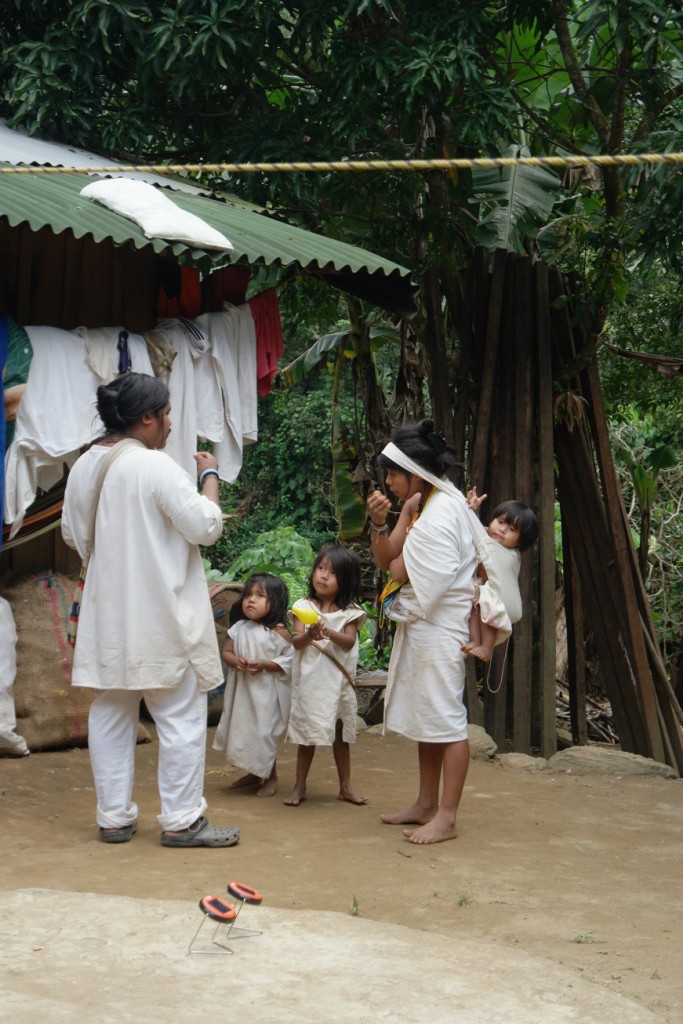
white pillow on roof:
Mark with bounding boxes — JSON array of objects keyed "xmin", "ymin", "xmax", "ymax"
[{"xmin": 81, "ymin": 177, "xmax": 233, "ymax": 251}]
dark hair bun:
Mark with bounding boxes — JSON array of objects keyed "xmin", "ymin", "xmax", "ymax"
[
  {"xmin": 96, "ymin": 384, "xmax": 127, "ymax": 429},
  {"xmin": 96, "ymin": 372, "xmax": 169, "ymax": 432}
]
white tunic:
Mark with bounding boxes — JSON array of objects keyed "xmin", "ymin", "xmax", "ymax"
[
  {"xmin": 287, "ymin": 605, "xmax": 365, "ymax": 746},
  {"xmin": 384, "ymin": 488, "xmax": 477, "ymax": 743},
  {"xmin": 213, "ymin": 619, "xmax": 293, "ymax": 778},
  {"xmin": 61, "ymin": 444, "xmax": 224, "ymax": 692}
]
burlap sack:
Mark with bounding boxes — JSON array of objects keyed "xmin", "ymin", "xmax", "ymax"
[
  {"xmin": 3, "ymin": 574, "xmax": 151, "ymax": 753},
  {"xmin": 207, "ymin": 581, "xmax": 244, "ymax": 725},
  {"xmin": 209, "ymin": 581, "xmax": 244, "ymax": 650}
]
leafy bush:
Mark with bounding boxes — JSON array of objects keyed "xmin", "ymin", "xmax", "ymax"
[{"xmin": 226, "ymin": 525, "xmax": 314, "ymax": 593}]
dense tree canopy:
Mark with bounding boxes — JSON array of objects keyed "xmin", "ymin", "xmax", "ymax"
[
  {"xmin": 2, "ymin": 1, "xmax": 681, "ymax": 409},
  {"xmin": 2, "ymin": 2, "xmax": 681, "ymax": 267}
]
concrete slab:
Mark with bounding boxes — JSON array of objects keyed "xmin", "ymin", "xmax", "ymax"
[{"xmin": 0, "ymin": 889, "xmax": 660, "ymax": 1023}]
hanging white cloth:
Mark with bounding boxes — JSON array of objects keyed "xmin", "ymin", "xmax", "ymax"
[
  {"xmin": 74, "ymin": 326, "xmax": 154, "ymax": 383},
  {"xmin": 153, "ymin": 319, "xmax": 211, "ymax": 481},
  {"xmin": 195, "ymin": 306, "xmax": 258, "ymax": 482},
  {"xmin": 3, "ymin": 326, "xmax": 154, "ymax": 535}
]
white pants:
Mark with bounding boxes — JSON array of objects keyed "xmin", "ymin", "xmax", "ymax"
[{"xmin": 88, "ymin": 666, "xmax": 208, "ymax": 831}]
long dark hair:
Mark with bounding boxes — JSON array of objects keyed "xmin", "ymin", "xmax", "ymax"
[
  {"xmin": 489, "ymin": 500, "xmax": 539, "ymax": 552},
  {"xmin": 378, "ymin": 418, "xmax": 459, "ymax": 479},
  {"xmin": 232, "ymin": 573, "xmax": 290, "ymax": 628},
  {"xmin": 96, "ymin": 372, "xmax": 169, "ymax": 435},
  {"xmin": 308, "ymin": 544, "xmax": 362, "ymax": 610}
]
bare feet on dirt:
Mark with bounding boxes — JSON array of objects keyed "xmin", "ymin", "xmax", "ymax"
[
  {"xmin": 256, "ymin": 776, "xmax": 278, "ymax": 797},
  {"xmin": 402, "ymin": 811, "xmax": 457, "ymax": 844},
  {"xmin": 379, "ymin": 803, "xmax": 435, "ymax": 826},
  {"xmin": 283, "ymin": 785, "xmax": 306, "ymax": 806},
  {"xmin": 230, "ymin": 772, "xmax": 261, "ymax": 789},
  {"xmin": 338, "ymin": 785, "xmax": 368, "ymax": 805}
]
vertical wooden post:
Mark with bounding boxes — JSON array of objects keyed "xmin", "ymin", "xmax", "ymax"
[
  {"xmin": 512, "ymin": 257, "xmax": 534, "ymax": 753},
  {"xmin": 534, "ymin": 262, "xmax": 557, "ymax": 758},
  {"xmin": 562, "ymin": 525, "xmax": 587, "ymax": 745}
]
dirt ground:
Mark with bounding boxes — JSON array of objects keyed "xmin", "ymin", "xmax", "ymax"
[{"xmin": 2, "ymin": 724, "xmax": 682, "ymax": 1023}]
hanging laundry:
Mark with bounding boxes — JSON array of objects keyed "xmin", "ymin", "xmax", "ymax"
[
  {"xmin": 153, "ymin": 318, "xmax": 213, "ymax": 481},
  {"xmin": 143, "ymin": 330, "xmax": 178, "ymax": 379},
  {"xmin": 206, "ymin": 265, "xmax": 252, "ymax": 309},
  {"xmin": 74, "ymin": 326, "xmax": 155, "ymax": 383},
  {"xmin": 248, "ymin": 289, "xmax": 284, "ymax": 397},
  {"xmin": 156, "ymin": 263, "xmax": 202, "ymax": 320},
  {"xmin": 2, "ymin": 318, "xmax": 33, "ymax": 448},
  {"xmin": 117, "ymin": 330, "xmax": 132, "ymax": 374},
  {"xmin": 195, "ymin": 305, "xmax": 258, "ymax": 481},
  {"xmin": 4, "ymin": 326, "xmax": 153, "ymax": 536}
]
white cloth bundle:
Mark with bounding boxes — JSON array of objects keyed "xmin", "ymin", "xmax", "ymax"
[{"xmin": 81, "ymin": 178, "xmax": 233, "ymax": 251}]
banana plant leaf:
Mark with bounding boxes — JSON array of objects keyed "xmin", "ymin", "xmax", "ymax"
[
  {"xmin": 331, "ymin": 404, "xmax": 367, "ymax": 541},
  {"xmin": 471, "ymin": 144, "xmax": 561, "ymax": 253},
  {"xmin": 280, "ymin": 324, "xmax": 399, "ymax": 387}
]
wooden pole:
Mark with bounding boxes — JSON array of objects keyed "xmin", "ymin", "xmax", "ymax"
[{"xmin": 534, "ymin": 262, "xmax": 558, "ymax": 757}]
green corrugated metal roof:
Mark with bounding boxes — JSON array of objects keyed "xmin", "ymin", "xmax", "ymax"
[{"xmin": 0, "ymin": 164, "xmax": 412, "ymax": 288}]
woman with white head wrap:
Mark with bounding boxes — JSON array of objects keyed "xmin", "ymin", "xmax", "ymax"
[{"xmin": 367, "ymin": 420, "xmax": 479, "ymax": 844}]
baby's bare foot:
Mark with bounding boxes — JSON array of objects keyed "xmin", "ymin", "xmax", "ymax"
[{"xmin": 462, "ymin": 642, "xmax": 493, "ymax": 663}]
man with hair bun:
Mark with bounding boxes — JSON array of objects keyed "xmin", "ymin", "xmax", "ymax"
[{"xmin": 62, "ymin": 372, "xmax": 240, "ymax": 848}]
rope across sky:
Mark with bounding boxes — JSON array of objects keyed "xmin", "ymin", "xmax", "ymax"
[{"xmin": 1, "ymin": 152, "xmax": 682, "ymax": 175}]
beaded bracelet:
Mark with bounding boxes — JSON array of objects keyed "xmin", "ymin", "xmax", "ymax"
[
  {"xmin": 199, "ymin": 468, "xmax": 220, "ymax": 486},
  {"xmin": 369, "ymin": 520, "xmax": 389, "ymax": 535}
]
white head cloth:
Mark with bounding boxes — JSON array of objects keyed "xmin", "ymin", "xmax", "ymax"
[{"xmin": 380, "ymin": 440, "xmax": 487, "ymax": 543}]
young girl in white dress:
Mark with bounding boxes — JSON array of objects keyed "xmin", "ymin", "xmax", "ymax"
[
  {"xmin": 284, "ymin": 544, "xmax": 367, "ymax": 807},
  {"xmin": 213, "ymin": 573, "xmax": 292, "ymax": 797}
]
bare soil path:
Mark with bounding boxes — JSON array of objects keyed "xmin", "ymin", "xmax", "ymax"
[{"xmin": 1, "ymin": 726, "xmax": 682, "ymax": 1022}]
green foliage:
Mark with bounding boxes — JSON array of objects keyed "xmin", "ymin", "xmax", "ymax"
[
  {"xmin": 610, "ymin": 407, "xmax": 683, "ymax": 663},
  {"xmin": 623, "ymin": 444, "xmax": 677, "ymax": 509},
  {"xmin": 227, "ymin": 525, "xmax": 315, "ymax": 581},
  {"xmin": 357, "ymin": 604, "xmax": 391, "ymax": 671},
  {"xmin": 471, "ymin": 145, "xmax": 561, "ymax": 254},
  {"xmin": 600, "ymin": 272, "xmax": 683, "ymax": 422},
  {"xmin": 221, "ymin": 526, "xmax": 315, "ymax": 608},
  {"xmin": 331, "ymin": 403, "xmax": 368, "ymax": 540},
  {"xmin": 211, "ymin": 382, "xmax": 339, "ymax": 572},
  {"xmin": 3, "ymin": 2, "xmax": 681, "ymax": 291},
  {"xmin": 280, "ymin": 323, "xmax": 399, "ymax": 388}
]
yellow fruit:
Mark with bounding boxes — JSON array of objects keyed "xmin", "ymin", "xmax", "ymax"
[{"xmin": 291, "ymin": 599, "xmax": 320, "ymax": 624}]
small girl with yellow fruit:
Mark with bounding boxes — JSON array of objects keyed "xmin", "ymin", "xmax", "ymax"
[{"xmin": 284, "ymin": 544, "xmax": 367, "ymax": 808}]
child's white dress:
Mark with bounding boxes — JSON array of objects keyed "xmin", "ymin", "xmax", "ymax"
[
  {"xmin": 213, "ymin": 619, "xmax": 293, "ymax": 779},
  {"xmin": 287, "ymin": 603, "xmax": 366, "ymax": 746},
  {"xmin": 473, "ymin": 535, "xmax": 522, "ymax": 645}
]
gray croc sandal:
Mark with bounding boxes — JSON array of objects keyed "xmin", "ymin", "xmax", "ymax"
[
  {"xmin": 100, "ymin": 822, "xmax": 138, "ymax": 844},
  {"xmin": 160, "ymin": 816, "xmax": 240, "ymax": 848}
]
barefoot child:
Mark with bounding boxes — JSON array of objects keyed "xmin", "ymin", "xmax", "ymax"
[
  {"xmin": 462, "ymin": 490, "xmax": 538, "ymax": 662},
  {"xmin": 213, "ymin": 573, "xmax": 292, "ymax": 797},
  {"xmin": 284, "ymin": 544, "xmax": 367, "ymax": 807}
]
